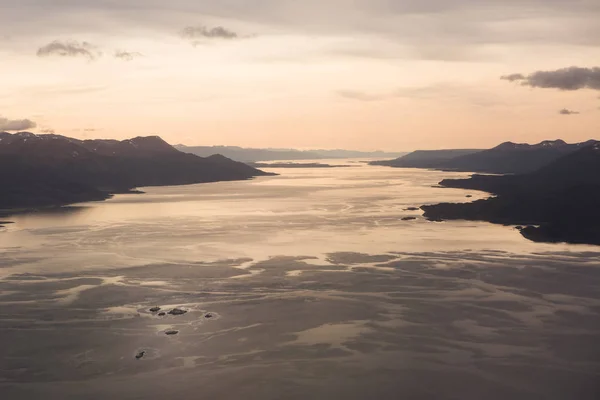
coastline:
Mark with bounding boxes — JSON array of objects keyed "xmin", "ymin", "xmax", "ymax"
[
  {"xmin": 421, "ymin": 177, "xmax": 600, "ymax": 246},
  {"xmin": 0, "ymin": 175, "xmax": 276, "ymax": 225}
]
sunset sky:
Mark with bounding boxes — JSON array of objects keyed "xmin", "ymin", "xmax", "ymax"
[{"xmin": 1, "ymin": 0, "xmax": 599, "ymax": 150}]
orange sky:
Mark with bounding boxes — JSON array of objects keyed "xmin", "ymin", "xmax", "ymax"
[{"xmin": 0, "ymin": 1, "xmax": 599, "ymax": 151}]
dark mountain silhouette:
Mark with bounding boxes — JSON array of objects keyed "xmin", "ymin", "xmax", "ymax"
[
  {"xmin": 422, "ymin": 141, "xmax": 600, "ymax": 245},
  {"xmin": 529, "ymin": 141, "xmax": 600, "ymax": 186},
  {"xmin": 176, "ymin": 145, "xmax": 406, "ymax": 162},
  {"xmin": 80, "ymin": 136, "xmax": 179, "ymax": 157},
  {"xmin": 370, "ymin": 149, "xmax": 482, "ymax": 168},
  {"xmin": 437, "ymin": 139, "xmax": 597, "ymax": 174},
  {"xmin": 0, "ymin": 132, "xmax": 269, "ymax": 210},
  {"xmin": 371, "ymin": 139, "xmax": 596, "ymax": 174}
]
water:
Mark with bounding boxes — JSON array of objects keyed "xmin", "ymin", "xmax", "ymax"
[{"xmin": 1, "ymin": 161, "xmax": 599, "ymax": 399}]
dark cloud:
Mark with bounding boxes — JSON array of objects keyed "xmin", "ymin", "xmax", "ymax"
[
  {"xmin": 0, "ymin": 117, "xmax": 37, "ymax": 131},
  {"xmin": 558, "ymin": 108, "xmax": 580, "ymax": 115},
  {"xmin": 114, "ymin": 50, "xmax": 143, "ymax": 61},
  {"xmin": 37, "ymin": 40, "xmax": 100, "ymax": 60},
  {"xmin": 500, "ymin": 73, "xmax": 526, "ymax": 82},
  {"xmin": 181, "ymin": 26, "xmax": 239, "ymax": 40},
  {"xmin": 1, "ymin": 1, "xmax": 599, "ymax": 62},
  {"xmin": 337, "ymin": 90, "xmax": 387, "ymax": 102},
  {"xmin": 502, "ymin": 67, "xmax": 600, "ymax": 91}
]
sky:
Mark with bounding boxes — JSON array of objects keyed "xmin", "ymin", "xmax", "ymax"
[{"xmin": 0, "ymin": 0, "xmax": 599, "ymax": 151}]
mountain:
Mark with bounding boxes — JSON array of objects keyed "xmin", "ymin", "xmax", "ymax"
[
  {"xmin": 371, "ymin": 139, "xmax": 596, "ymax": 174},
  {"xmin": 437, "ymin": 139, "xmax": 596, "ymax": 174},
  {"xmin": 175, "ymin": 145, "xmax": 406, "ymax": 162},
  {"xmin": 370, "ymin": 149, "xmax": 483, "ymax": 168},
  {"xmin": 529, "ymin": 141, "xmax": 600, "ymax": 187},
  {"xmin": 0, "ymin": 132, "xmax": 269, "ymax": 210},
  {"xmin": 421, "ymin": 141, "xmax": 600, "ymax": 245}
]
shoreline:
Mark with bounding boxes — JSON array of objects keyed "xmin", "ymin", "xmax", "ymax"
[
  {"xmin": 421, "ymin": 177, "xmax": 600, "ymax": 246},
  {"xmin": 0, "ymin": 175, "xmax": 277, "ymax": 224}
]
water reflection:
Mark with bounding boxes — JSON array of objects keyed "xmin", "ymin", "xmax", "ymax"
[
  {"xmin": 1, "ymin": 161, "xmax": 596, "ymax": 276},
  {"xmin": 1, "ymin": 161, "xmax": 600, "ymax": 400},
  {"xmin": 1, "ymin": 205, "xmax": 93, "ymax": 228}
]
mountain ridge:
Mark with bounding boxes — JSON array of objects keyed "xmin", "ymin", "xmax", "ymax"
[
  {"xmin": 370, "ymin": 149, "xmax": 482, "ymax": 168},
  {"xmin": 371, "ymin": 139, "xmax": 596, "ymax": 174},
  {"xmin": 421, "ymin": 140, "xmax": 600, "ymax": 245},
  {"xmin": 0, "ymin": 132, "xmax": 270, "ymax": 211}
]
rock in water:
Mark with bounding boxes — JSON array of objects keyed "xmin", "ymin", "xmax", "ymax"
[
  {"xmin": 404, "ymin": 207, "xmax": 419, "ymax": 211},
  {"xmin": 165, "ymin": 330, "xmax": 179, "ymax": 335},
  {"xmin": 402, "ymin": 217, "xmax": 417, "ymax": 221},
  {"xmin": 158, "ymin": 312, "xmax": 166, "ymax": 316},
  {"xmin": 168, "ymin": 308, "xmax": 187, "ymax": 316},
  {"xmin": 135, "ymin": 351, "xmax": 146, "ymax": 360},
  {"xmin": 149, "ymin": 306, "xmax": 161, "ymax": 312},
  {"xmin": 204, "ymin": 313, "xmax": 214, "ymax": 319}
]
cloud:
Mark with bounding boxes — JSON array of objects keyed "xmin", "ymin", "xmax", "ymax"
[
  {"xmin": 2, "ymin": 1, "xmax": 600, "ymax": 62},
  {"xmin": 37, "ymin": 40, "xmax": 100, "ymax": 60},
  {"xmin": 500, "ymin": 73, "xmax": 526, "ymax": 82},
  {"xmin": 558, "ymin": 108, "xmax": 580, "ymax": 115},
  {"xmin": 337, "ymin": 90, "xmax": 387, "ymax": 102},
  {"xmin": 0, "ymin": 117, "xmax": 37, "ymax": 131},
  {"xmin": 181, "ymin": 25, "xmax": 239, "ymax": 40},
  {"xmin": 114, "ymin": 50, "xmax": 143, "ymax": 61},
  {"xmin": 40, "ymin": 128, "xmax": 56, "ymax": 134},
  {"xmin": 502, "ymin": 67, "xmax": 600, "ymax": 91},
  {"xmin": 337, "ymin": 83, "xmax": 504, "ymax": 107}
]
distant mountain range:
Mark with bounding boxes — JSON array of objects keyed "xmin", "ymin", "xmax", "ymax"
[
  {"xmin": 421, "ymin": 140, "xmax": 600, "ymax": 245},
  {"xmin": 372, "ymin": 139, "xmax": 597, "ymax": 174},
  {"xmin": 175, "ymin": 145, "xmax": 406, "ymax": 162},
  {"xmin": 0, "ymin": 132, "xmax": 269, "ymax": 210},
  {"xmin": 249, "ymin": 162, "xmax": 350, "ymax": 169}
]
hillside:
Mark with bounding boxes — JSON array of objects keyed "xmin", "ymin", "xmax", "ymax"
[
  {"xmin": 370, "ymin": 149, "xmax": 482, "ymax": 168},
  {"xmin": 437, "ymin": 139, "xmax": 596, "ymax": 174},
  {"xmin": 422, "ymin": 141, "xmax": 600, "ymax": 245},
  {"xmin": 372, "ymin": 139, "xmax": 596, "ymax": 174},
  {"xmin": 0, "ymin": 132, "xmax": 269, "ymax": 210}
]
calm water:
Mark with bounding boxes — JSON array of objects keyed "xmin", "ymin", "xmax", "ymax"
[{"xmin": 1, "ymin": 161, "xmax": 600, "ymax": 399}]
